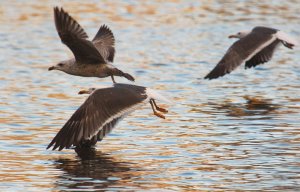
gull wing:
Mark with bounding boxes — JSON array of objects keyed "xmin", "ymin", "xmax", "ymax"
[
  {"xmin": 205, "ymin": 29, "xmax": 276, "ymax": 79},
  {"xmin": 92, "ymin": 25, "xmax": 115, "ymax": 62},
  {"xmin": 245, "ymin": 40, "xmax": 280, "ymax": 69},
  {"xmin": 47, "ymin": 85, "xmax": 147, "ymax": 150},
  {"xmin": 54, "ymin": 7, "xmax": 105, "ymax": 64}
]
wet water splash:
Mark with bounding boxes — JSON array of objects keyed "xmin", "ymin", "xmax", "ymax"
[{"xmin": 1, "ymin": 0, "xmax": 300, "ymax": 191}]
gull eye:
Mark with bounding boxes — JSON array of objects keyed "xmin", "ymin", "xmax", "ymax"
[{"xmin": 58, "ymin": 63, "xmax": 64, "ymax": 67}]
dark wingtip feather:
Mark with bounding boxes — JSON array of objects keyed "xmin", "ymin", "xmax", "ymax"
[
  {"xmin": 53, "ymin": 6, "xmax": 88, "ymax": 40},
  {"xmin": 46, "ymin": 126, "xmax": 68, "ymax": 151},
  {"xmin": 99, "ymin": 24, "xmax": 113, "ymax": 34},
  {"xmin": 204, "ymin": 62, "xmax": 232, "ymax": 80},
  {"xmin": 46, "ymin": 143, "xmax": 52, "ymax": 150},
  {"xmin": 204, "ymin": 72, "xmax": 221, "ymax": 80},
  {"xmin": 46, "ymin": 139, "xmax": 57, "ymax": 150},
  {"xmin": 94, "ymin": 24, "xmax": 115, "ymax": 43},
  {"xmin": 53, "ymin": 6, "xmax": 60, "ymax": 13},
  {"xmin": 204, "ymin": 74, "xmax": 212, "ymax": 80}
]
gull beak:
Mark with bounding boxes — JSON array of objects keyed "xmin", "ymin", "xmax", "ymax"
[
  {"xmin": 48, "ymin": 66, "xmax": 55, "ymax": 71},
  {"xmin": 228, "ymin": 34, "xmax": 237, "ymax": 38},
  {"xmin": 78, "ymin": 90, "xmax": 90, "ymax": 95}
]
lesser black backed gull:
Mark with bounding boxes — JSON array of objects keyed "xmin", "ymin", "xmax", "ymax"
[
  {"xmin": 205, "ymin": 26, "xmax": 298, "ymax": 80},
  {"xmin": 47, "ymin": 83, "xmax": 169, "ymax": 151}
]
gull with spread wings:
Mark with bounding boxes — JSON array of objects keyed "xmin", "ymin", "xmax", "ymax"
[
  {"xmin": 47, "ymin": 84, "xmax": 169, "ymax": 151},
  {"xmin": 48, "ymin": 7, "xmax": 134, "ymax": 83},
  {"xmin": 205, "ymin": 26, "xmax": 298, "ymax": 80}
]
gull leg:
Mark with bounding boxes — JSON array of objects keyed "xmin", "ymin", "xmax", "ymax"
[
  {"xmin": 111, "ymin": 75, "xmax": 116, "ymax": 84},
  {"xmin": 150, "ymin": 99, "xmax": 165, "ymax": 119},
  {"xmin": 151, "ymin": 99, "xmax": 168, "ymax": 113}
]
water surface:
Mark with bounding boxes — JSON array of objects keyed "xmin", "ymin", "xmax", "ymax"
[{"xmin": 1, "ymin": 0, "xmax": 300, "ymax": 191}]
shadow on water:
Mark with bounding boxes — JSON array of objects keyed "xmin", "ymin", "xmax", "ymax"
[
  {"xmin": 243, "ymin": 95, "xmax": 280, "ymax": 111},
  {"xmin": 52, "ymin": 148, "xmax": 145, "ymax": 191},
  {"xmin": 207, "ymin": 95, "xmax": 281, "ymax": 118},
  {"xmin": 216, "ymin": 95, "xmax": 280, "ymax": 119}
]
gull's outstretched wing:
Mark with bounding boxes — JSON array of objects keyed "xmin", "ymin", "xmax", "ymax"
[
  {"xmin": 245, "ymin": 39, "xmax": 280, "ymax": 69},
  {"xmin": 92, "ymin": 25, "xmax": 115, "ymax": 62},
  {"xmin": 47, "ymin": 84, "xmax": 148, "ymax": 150},
  {"xmin": 54, "ymin": 7, "xmax": 105, "ymax": 64},
  {"xmin": 205, "ymin": 27, "xmax": 277, "ymax": 79}
]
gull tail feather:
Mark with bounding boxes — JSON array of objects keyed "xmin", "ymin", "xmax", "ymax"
[
  {"xmin": 276, "ymin": 31, "xmax": 298, "ymax": 47},
  {"xmin": 123, "ymin": 72, "xmax": 135, "ymax": 82},
  {"xmin": 146, "ymin": 88, "xmax": 172, "ymax": 104}
]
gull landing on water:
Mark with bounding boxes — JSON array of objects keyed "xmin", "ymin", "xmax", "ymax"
[
  {"xmin": 205, "ymin": 26, "xmax": 298, "ymax": 80},
  {"xmin": 47, "ymin": 83, "xmax": 169, "ymax": 151},
  {"xmin": 48, "ymin": 7, "xmax": 134, "ymax": 83}
]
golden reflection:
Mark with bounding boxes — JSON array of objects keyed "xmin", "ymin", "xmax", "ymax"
[
  {"xmin": 47, "ymin": 93, "xmax": 71, "ymax": 99},
  {"xmin": 243, "ymin": 96, "xmax": 279, "ymax": 111},
  {"xmin": 206, "ymin": 95, "xmax": 280, "ymax": 117},
  {"xmin": 52, "ymin": 149, "xmax": 150, "ymax": 191},
  {"xmin": 1, "ymin": 0, "xmax": 300, "ymax": 191},
  {"xmin": 187, "ymin": 95, "xmax": 282, "ymax": 119}
]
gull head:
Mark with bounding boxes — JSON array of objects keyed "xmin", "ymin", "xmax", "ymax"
[
  {"xmin": 228, "ymin": 30, "xmax": 251, "ymax": 39},
  {"xmin": 48, "ymin": 59, "xmax": 74, "ymax": 72},
  {"xmin": 78, "ymin": 88, "xmax": 96, "ymax": 95}
]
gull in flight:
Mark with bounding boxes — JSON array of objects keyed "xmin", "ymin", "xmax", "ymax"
[
  {"xmin": 48, "ymin": 7, "xmax": 134, "ymax": 83},
  {"xmin": 205, "ymin": 26, "xmax": 298, "ymax": 80},
  {"xmin": 47, "ymin": 83, "xmax": 169, "ymax": 151}
]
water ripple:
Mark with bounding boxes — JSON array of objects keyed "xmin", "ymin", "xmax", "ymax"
[{"xmin": 1, "ymin": 0, "xmax": 300, "ymax": 191}]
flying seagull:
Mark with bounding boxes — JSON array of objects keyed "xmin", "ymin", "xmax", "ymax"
[
  {"xmin": 47, "ymin": 83, "xmax": 169, "ymax": 151},
  {"xmin": 48, "ymin": 7, "xmax": 134, "ymax": 83},
  {"xmin": 205, "ymin": 26, "xmax": 298, "ymax": 80}
]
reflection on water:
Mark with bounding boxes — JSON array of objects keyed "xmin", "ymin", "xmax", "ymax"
[
  {"xmin": 54, "ymin": 149, "xmax": 140, "ymax": 191},
  {"xmin": 207, "ymin": 95, "xmax": 280, "ymax": 118},
  {"xmin": 1, "ymin": 0, "xmax": 300, "ymax": 191}
]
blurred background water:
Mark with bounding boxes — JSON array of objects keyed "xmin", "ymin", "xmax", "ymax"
[{"xmin": 0, "ymin": 0, "xmax": 300, "ymax": 191}]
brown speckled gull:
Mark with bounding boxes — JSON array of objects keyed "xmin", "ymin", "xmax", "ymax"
[{"xmin": 48, "ymin": 7, "xmax": 134, "ymax": 83}]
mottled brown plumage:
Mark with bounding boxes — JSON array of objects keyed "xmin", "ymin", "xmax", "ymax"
[{"xmin": 49, "ymin": 7, "xmax": 134, "ymax": 83}]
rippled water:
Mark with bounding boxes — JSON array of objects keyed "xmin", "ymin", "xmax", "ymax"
[{"xmin": 1, "ymin": 0, "xmax": 300, "ymax": 191}]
